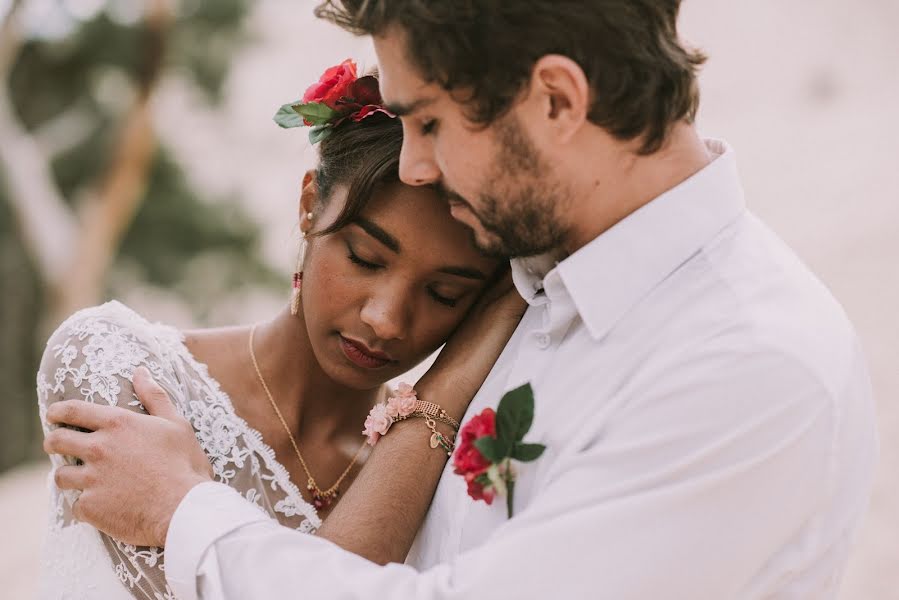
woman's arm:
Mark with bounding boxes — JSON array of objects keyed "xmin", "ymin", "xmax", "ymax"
[{"xmin": 316, "ymin": 271, "xmax": 527, "ymax": 563}]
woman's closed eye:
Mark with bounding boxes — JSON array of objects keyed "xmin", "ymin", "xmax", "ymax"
[
  {"xmin": 427, "ymin": 287, "xmax": 460, "ymax": 308},
  {"xmin": 347, "ymin": 245, "xmax": 383, "ymax": 271},
  {"xmin": 347, "ymin": 241, "xmax": 470, "ymax": 308}
]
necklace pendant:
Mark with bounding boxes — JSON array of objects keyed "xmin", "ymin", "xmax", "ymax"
[
  {"xmin": 312, "ymin": 489, "xmax": 337, "ymax": 510},
  {"xmin": 429, "ymin": 432, "xmax": 440, "ymax": 449}
]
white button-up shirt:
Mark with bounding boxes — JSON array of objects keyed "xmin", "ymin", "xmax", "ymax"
[{"xmin": 165, "ymin": 140, "xmax": 877, "ymax": 599}]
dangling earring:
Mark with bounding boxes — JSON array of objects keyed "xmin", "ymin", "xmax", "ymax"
[{"xmin": 291, "ymin": 212, "xmax": 314, "ymax": 316}]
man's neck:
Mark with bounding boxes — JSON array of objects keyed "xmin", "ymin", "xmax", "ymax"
[{"xmin": 563, "ymin": 123, "xmax": 712, "ymax": 254}]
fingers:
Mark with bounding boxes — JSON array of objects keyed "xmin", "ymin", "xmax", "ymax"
[
  {"xmin": 44, "ymin": 427, "xmax": 95, "ymax": 461},
  {"xmin": 53, "ymin": 464, "xmax": 91, "ymax": 491},
  {"xmin": 46, "ymin": 400, "xmax": 119, "ymax": 431},
  {"xmin": 133, "ymin": 367, "xmax": 179, "ymax": 421}
]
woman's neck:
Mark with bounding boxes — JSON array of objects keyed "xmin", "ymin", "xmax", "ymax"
[{"xmin": 250, "ymin": 306, "xmax": 380, "ymax": 441}]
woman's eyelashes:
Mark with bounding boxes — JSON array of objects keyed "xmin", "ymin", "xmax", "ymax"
[
  {"xmin": 427, "ymin": 288, "xmax": 459, "ymax": 308},
  {"xmin": 346, "ymin": 245, "xmax": 382, "ymax": 271},
  {"xmin": 346, "ymin": 243, "xmax": 463, "ymax": 308}
]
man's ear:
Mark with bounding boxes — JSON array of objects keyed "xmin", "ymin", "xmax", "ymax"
[
  {"xmin": 299, "ymin": 170, "xmax": 317, "ymax": 234},
  {"xmin": 527, "ymin": 54, "xmax": 590, "ymax": 144}
]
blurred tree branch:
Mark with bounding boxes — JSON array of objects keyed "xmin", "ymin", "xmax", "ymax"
[
  {"xmin": 32, "ymin": 105, "xmax": 95, "ymax": 160},
  {"xmin": 0, "ymin": 0, "xmax": 172, "ymax": 322},
  {"xmin": 0, "ymin": 0, "xmax": 271, "ymax": 473},
  {"xmin": 0, "ymin": 0, "xmax": 77, "ymax": 286}
]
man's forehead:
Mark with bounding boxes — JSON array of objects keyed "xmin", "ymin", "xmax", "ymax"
[{"xmin": 373, "ymin": 30, "xmax": 434, "ymax": 107}]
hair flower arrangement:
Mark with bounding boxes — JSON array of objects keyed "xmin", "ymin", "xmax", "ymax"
[{"xmin": 274, "ymin": 58, "xmax": 395, "ymax": 144}]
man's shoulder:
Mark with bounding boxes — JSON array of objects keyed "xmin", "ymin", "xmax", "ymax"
[
  {"xmin": 566, "ymin": 212, "xmax": 865, "ymax": 407},
  {"xmin": 697, "ymin": 213, "xmax": 858, "ymax": 383}
]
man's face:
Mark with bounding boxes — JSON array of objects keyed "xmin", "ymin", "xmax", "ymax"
[{"xmin": 374, "ymin": 28, "xmax": 570, "ymax": 258}]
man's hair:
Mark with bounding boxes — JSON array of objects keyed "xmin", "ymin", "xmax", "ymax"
[{"xmin": 315, "ymin": 1, "xmax": 706, "ymax": 154}]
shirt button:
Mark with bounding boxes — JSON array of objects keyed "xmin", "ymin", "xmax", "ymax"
[{"xmin": 535, "ymin": 333, "xmax": 551, "ymax": 349}]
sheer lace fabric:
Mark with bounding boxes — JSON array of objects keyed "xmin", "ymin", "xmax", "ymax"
[{"xmin": 36, "ymin": 301, "xmax": 320, "ymax": 599}]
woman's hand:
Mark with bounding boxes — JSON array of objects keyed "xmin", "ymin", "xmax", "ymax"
[{"xmin": 417, "ymin": 267, "xmax": 527, "ymax": 420}]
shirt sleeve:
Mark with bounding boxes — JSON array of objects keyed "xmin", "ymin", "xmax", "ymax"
[{"xmin": 165, "ymin": 348, "xmax": 836, "ymax": 600}]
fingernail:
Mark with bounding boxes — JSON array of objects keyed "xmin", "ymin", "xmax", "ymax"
[{"xmin": 134, "ymin": 366, "xmax": 148, "ymax": 380}]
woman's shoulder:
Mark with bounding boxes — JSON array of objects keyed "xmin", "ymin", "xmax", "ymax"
[
  {"xmin": 38, "ymin": 301, "xmax": 187, "ymax": 408},
  {"xmin": 45, "ymin": 301, "xmax": 186, "ymax": 364},
  {"xmin": 53, "ymin": 300, "xmax": 181, "ymax": 343}
]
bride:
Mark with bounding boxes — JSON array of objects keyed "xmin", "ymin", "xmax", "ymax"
[{"xmin": 35, "ymin": 61, "xmax": 521, "ymax": 600}]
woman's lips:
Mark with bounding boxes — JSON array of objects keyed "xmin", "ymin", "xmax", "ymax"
[{"xmin": 339, "ymin": 335, "xmax": 392, "ymax": 369}]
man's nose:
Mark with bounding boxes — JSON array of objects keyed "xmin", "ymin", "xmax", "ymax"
[{"xmin": 398, "ymin": 134, "xmax": 440, "ymax": 186}]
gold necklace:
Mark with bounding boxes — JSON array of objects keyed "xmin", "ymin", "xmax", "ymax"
[{"xmin": 248, "ymin": 325, "xmax": 367, "ymax": 511}]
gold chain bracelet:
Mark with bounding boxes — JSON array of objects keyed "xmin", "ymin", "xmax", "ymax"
[{"xmin": 362, "ymin": 383, "xmax": 459, "ymax": 457}]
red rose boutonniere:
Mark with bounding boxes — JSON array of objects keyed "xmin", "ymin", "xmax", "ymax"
[
  {"xmin": 273, "ymin": 58, "xmax": 395, "ymax": 144},
  {"xmin": 453, "ymin": 383, "xmax": 545, "ymax": 518}
]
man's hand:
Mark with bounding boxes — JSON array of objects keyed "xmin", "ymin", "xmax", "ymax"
[{"xmin": 43, "ymin": 367, "xmax": 213, "ymax": 547}]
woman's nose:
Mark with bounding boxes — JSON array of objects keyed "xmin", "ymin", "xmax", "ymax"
[
  {"xmin": 398, "ymin": 133, "xmax": 440, "ymax": 186},
  {"xmin": 359, "ymin": 289, "xmax": 412, "ymax": 342}
]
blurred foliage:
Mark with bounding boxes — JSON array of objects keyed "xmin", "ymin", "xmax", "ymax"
[{"xmin": 0, "ymin": 0, "xmax": 282, "ymax": 472}]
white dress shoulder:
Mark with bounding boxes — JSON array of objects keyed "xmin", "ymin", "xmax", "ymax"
[{"xmin": 36, "ymin": 301, "xmax": 320, "ymax": 600}]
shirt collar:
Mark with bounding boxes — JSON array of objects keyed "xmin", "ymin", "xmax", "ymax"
[{"xmin": 511, "ymin": 138, "xmax": 746, "ymax": 337}]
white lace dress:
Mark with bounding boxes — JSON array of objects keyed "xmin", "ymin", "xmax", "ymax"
[{"xmin": 36, "ymin": 301, "xmax": 321, "ymax": 600}]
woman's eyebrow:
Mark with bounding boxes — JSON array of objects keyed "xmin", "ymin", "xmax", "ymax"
[{"xmin": 353, "ymin": 218, "xmax": 400, "ymax": 253}]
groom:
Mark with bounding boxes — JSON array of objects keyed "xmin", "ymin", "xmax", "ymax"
[{"xmin": 43, "ymin": 1, "xmax": 877, "ymax": 598}]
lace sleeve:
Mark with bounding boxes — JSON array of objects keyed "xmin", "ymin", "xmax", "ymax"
[{"xmin": 37, "ymin": 302, "xmax": 183, "ymax": 600}]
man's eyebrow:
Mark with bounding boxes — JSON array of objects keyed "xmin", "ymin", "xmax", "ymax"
[
  {"xmin": 384, "ymin": 97, "xmax": 436, "ymax": 117},
  {"xmin": 353, "ymin": 218, "xmax": 400, "ymax": 253},
  {"xmin": 437, "ymin": 266, "xmax": 487, "ymax": 281}
]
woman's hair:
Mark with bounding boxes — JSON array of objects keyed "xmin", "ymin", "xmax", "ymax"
[{"xmin": 312, "ymin": 106, "xmax": 403, "ymax": 236}]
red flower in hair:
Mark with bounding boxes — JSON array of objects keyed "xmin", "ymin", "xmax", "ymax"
[
  {"xmin": 274, "ymin": 59, "xmax": 395, "ymax": 143},
  {"xmin": 302, "ymin": 59, "xmax": 358, "ymax": 113}
]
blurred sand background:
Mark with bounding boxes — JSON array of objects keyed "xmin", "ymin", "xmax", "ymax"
[{"xmin": 1, "ymin": 0, "xmax": 896, "ymax": 598}]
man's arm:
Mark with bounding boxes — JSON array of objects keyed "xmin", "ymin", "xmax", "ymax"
[{"xmin": 166, "ymin": 351, "xmax": 844, "ymax": 600}]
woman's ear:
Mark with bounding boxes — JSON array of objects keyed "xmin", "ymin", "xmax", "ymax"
[{"xmin": 299, "ymin": 170, "xmax": 317, "ymax": 234}]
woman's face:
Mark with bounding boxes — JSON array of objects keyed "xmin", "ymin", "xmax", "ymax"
[{"xmin": 300, "ymin": 181, "xmax": 503, "ymax": 390}]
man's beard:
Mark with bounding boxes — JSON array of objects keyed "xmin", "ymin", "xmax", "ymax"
[{"xmin": 440, "ymin": 118, "xmax": 569, "ymax": 258}]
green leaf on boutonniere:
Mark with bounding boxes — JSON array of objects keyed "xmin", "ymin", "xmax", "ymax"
[
  {"xmin": 474, "ymin": 436, "xmax": 504, "ymax": 463},
  {"xmin": 512, "ymin": 442, "xmax": 546, "ymax": 462},
  {"xmin": 292, "ymin": 101, "xmax": 339, "ymax": 125},
  {"xmin": 496, "ymin": 383, "xmax": 536, "ymax": 451},
  {"xmin": 308, "ymin": 125, "xmax": 333, "ymax": 144},
  {"xmin": 273, "ymin": 102, "xmax": 305, "ymax": 128}
]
